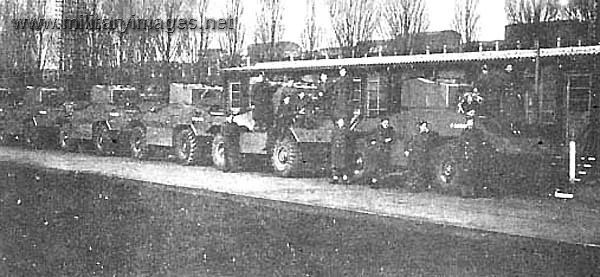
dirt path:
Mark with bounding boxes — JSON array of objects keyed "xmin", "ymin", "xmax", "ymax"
[{"xmin": 1, "ymin": 146, "xmax": 599, "ymax": 246}]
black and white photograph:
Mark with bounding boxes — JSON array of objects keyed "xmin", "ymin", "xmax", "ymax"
[{"xmin": 0, "ymin": 0, "xmax": 599, "ymax": 275}]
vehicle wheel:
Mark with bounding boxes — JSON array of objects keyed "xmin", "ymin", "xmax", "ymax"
[
  {"xmin": 271, "ymin": 138, "xmax": 303, "ymax": 177},
  {"xmin": 129, "ymin": 126, "xmax": 148, "ymax": 160},
  {"xmin": 174, "ymin": 128, "xmax": 199, "ymax": 165},
  {"xmin": 93, "ymin": 123, "xmax": 112, "ymax": 156},
  {"xmin": 57, "ymin": 129, "xmax": 75, "ymax": 152},
  {"xmin": 23, "ymin": 120, "xmax": 40, "ymax": 149},
  {"xmin": 211, "ymin": 134, "xmax": 226, "ymax": 170}
]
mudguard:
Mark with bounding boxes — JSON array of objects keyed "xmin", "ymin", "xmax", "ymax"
[{"xmin": 289, "ymin": 128, "xmax": 332, "ymax": 143}]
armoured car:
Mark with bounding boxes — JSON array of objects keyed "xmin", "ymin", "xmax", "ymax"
[
  {"xmin": 15, "ymin": 86, "xmax": 68, "ymax": 148},
  {"xmin": 59, "ymin": 85, "xmax": 143, "ymax": 154},
  {"xmin": 127, "ymin": 83, "xmax": 226, "ymax": 164}
]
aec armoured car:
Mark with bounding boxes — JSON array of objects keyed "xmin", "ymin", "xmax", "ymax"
[
  {"xmin": 59, "ymin": 85, "xmax": 142, "ymax": 155},
  {"xmin": 127, "ymin": 83, "xmax": 226, "ymax": 164}
]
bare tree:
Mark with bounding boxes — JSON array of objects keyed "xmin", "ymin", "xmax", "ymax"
[
  {"xmin": 155, "ymin": 0, "xmax": 185, "ymax": 62},
  {"xmin": 562, "ymin": 0, "xmax": 595, "ymax": 21},
  {"xmin": 328, "ymin": 0, "xmax": 380, "ymax": 49},
  {"xmin": 180, "ymin": 0, "xmax": 211, "ymax": 63},
  {"xmin": 11, "ymin": 0, "xmax": 55, "ymax": 83},
  {"xmin": 301, "ymin": 0, "xmax": 320, "ymax": 51},
  {"xmin": 452, "ymin": 0, "xmax": 481, "ymax": 43},
  {"xmin": 380, "ymin": 0, "xmax": 428, "ymax": 53},
  {"xmin": 219, "ymin": 0, "xmax": 245, "ymax": 64},
  {"xmin": 254, "ymin": 0, "xmax": 285, "ymax": 47},
  {"xmin": 505, "ymin": 0, "xmax": 560, "ymax": 24}
]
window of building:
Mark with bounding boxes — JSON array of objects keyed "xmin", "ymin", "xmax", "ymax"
[
  {"xmin": 230, "ymin": 82, "xmax": 241, "ymax": 109},
  {"xmin": 351, "ymin": 78, "xmax": 362, "ymax": 107},
  {"xmin": 567, "ymin": 74, "xmax": 592, "ymax": 113},
  {"xmin": 366, "ymin": 77, "xmax": 386, "ymax": 117}
]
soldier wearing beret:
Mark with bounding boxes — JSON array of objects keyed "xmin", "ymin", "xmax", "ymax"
[
  {"xmin": 404, "ymin": 121, "xmax": 439, "ymax": 189},
  {"xmin": 332, "ymin": 67, "xmax": 354, "ymax": 122}
]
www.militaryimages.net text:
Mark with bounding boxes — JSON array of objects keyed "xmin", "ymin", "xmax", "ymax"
[{"xmin": 12, "ymin": 15, "xmax": 236, "ymax": 33}]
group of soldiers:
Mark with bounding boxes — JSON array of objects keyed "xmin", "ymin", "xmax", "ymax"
[
  {"xmin": 217, "ymin": 66, "xmax": 452, "ymax": 190},
  {"xmin": 474, "ymin": 63, "xmax": 525, "ymax": 135}
]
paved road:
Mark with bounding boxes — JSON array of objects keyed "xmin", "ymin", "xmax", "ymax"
[
  {"xmin": 1, "ymin": 161, "xmax": 599, "ymax": 276},
  {"xmin": 1, "ymin": 146, "xmax": 600, "ymax": 247}
]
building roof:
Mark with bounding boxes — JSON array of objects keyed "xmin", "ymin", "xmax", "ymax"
[{"xmin": 223, "ymin": 45, "xmax": 600, "ymax": 73}]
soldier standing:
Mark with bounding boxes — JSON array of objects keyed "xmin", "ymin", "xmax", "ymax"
[
  {"xmin": 359, "ymin": 118, "xmax": 395, "ymax": 186},
  {"xmin": 404, "ymin": 121, "xmax": 439, "ymax": 190},
  {"xmin": 317, "ymin": 73, "xmax": 333, "ymax": 112},
  {"xmin": 330, "ymin": 117, "xmax": 351, "ymax": 184},
  {"xmin": 295, "ymin": 90, "xmax": 316, "ymax": 128},
  {"xmin": 332, "ymin": 67, "xmax": 353, "ymax": 121},
  {"xmin": 376, "ymin": 117, "xmax": 394, "ymax": 171},
  {"xmin": 500, "ymin": 64, "xmax": 524, "ymax": 135},
  {"xmin": 458, "ymin": 89, "xmax": 483, "ymax": 127},
  {"xmin": 252, "ymin": 72, "xmax": 272, "ymax": 131},
  {"xmin": 273, "ymin": 79, "xmax": 294, "ymax": 117},
  {"xmin": 265, "ymin": 92, "xmax": 296, "ymax": 152},
  {"xmin": 222, "ymin": 112, "xmax": 242, "ymax": 173},
  {"xmin": 276, "ymin": 93, "xmax": 296, "ymax": 129}
]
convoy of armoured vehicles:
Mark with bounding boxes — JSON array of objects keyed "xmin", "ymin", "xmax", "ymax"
[{"xmin": 2, "ymin": 46, "xmax": 599, "ymax": 198}]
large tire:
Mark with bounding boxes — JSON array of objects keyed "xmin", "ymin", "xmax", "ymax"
[
  {"xmin": 23, "ymin": 120, "xmax": 41, "ymax": 149},
  {"xmin": 174, "ymin": 128, "xmax": 199, "ymax": 165},
  {"xmin": 271, "ymin": 138, "xmax": 303, "ymax": 177},
  {"xmin": 211, "ymin": 134, "xmax": 226, "ymax": 170},
  {"xmin": 129, "ymin": 126, "xmax": 149, "ymax": 160},
  {"xmin": 93, "ymin": 123, "xmax": 112, "ymax": 156}
]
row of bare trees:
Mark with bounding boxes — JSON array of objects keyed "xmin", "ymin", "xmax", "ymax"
[
  {"xmin": 506, "ymin": 0, "xmax": 597, "ymax": 24},
  {"xmin": 2, "ymin": 0, "xmax": 600, "ymax": 85},
  {"xmin": 0, "ymin": 0, "xmax": 247, "ymax": 81}
]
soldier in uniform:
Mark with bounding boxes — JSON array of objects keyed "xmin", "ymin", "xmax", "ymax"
[
  {"xmin": 295, "ymin": 90, "xmax": 317, "ymax": 128},
  {"xmin": 222, "ymin": 112, "xmax": 243, "ymax": 173},
  {"xmin": 330, "ymin": 117, "xmax": 352, "ymax": 184},
  {"xmin": 458, "ymin": 89, "xmax": 483, "ymax": 127},
  {"xmin": 276, "ymin": 93, "xmax": 297, "ymax": 129},
  {"xmin": 332, "ymin": 67, "xmax": 353, "ymax": 121},
  {"xmin": 317, "ymin": 73, "xmax": 333, "ymax": 112},
  {"xmin": 265, "ymin": 92, "xmax": 297, "ymax": 152},
  {"xmin": 376, "ymin": 117, "xmax": 395, "ymax": 168},
  {"xmin": 356, "ymin": 117, "xmax": 395, "ymax": 186},
  {"xmin": 404, "ymin": 121, "xmax": 439, "ymax": 190},
  {"xmin": 272, "ymin": 79, "xmax": 295, "ymax": 117},
  {"xmin": 251, "ymin": 72, "xmax": 272, "ymax": 131},
  {"xmin": 501, "ymin": 64, "xmax": 524, "ymax": 135}
]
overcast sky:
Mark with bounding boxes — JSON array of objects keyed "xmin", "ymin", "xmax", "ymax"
[{"xmin": 209, "ymin": 0, "xmax": 507, "ymax": 49}]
